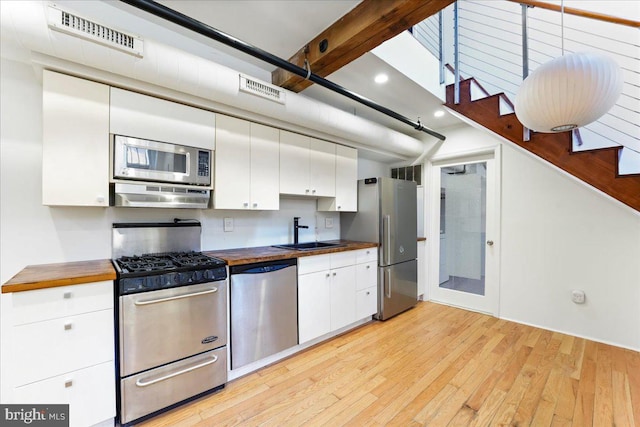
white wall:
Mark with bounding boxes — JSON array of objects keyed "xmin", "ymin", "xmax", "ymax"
[
  {"xmin": 0, "ymin": 57, "xmax": 339, "ymax": 284},
  {"xmin": 428, "ymin": 125, "xmax": 640, "ymax": 350},
  {"xmin": 358, "ymin": 157, "xmax": 389, "ymax": 180}
]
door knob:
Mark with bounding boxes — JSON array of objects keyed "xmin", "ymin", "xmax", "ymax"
[{"xmin": 486, "ymin": 240, "xmax": 494, "ymax": 246}]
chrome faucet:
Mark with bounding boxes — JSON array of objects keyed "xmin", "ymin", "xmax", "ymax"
[{"xmin": 293, "ymin": 217, "xmax": 309, "ymax": 244}]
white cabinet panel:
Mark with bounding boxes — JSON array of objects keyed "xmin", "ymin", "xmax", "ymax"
[
  {"xmin": 110, "ymin": 87, "xmax": 216, "ymax": 150},
  {"xmin": 214, "ymin": 115, "xmax": 251, "ymax": 209},
  {"xmin": 214, "ymin": 116, "xmax": 279, "ymax": 210},
  {"xmin": 329, "ymin": 265, "xmax": 357, "ymax": 331},
  {"xmin": 331, "ymin": 250, "xmax": 357, "ymax": 269},
  {"xmin": 356, "ymin": 261, "xmax": 377, "ymax": 291},
  {"xmin": 318, "ymin": 144, "xmax": 357, "ymax": 212},
  {"xmin": 309, "ymin": 138, "xmax": 336, "ymax": 197},
  {"xmin": 12, "ymin": 281, "xmax": 113, "ymax": 326},
  {"xmin": 298, "ymin": 270, "xmax": 331, "ymax": 344},
  {"xmin": 298, "ymin": 254, "xmax": 332, "ymax": 275},
  {"xmin": 249, "ymin": 123, "xmax": 280, "ymax": 210},
  {"xmin": 356, "ymin": 287, "xmax": 377, "ymax": 320},
  {"xmin": 13, "ymin": 362, "xmax": 115, "ymax": 427},
  {"xmin": 280, "ymin": 131, "xmax": 310, "ymax": 195},
  {"xmin": 12, "ymin": 309, "xmax": 114, "ymax": 386},
  {"xmin": 280, "ymin": 131, "xmax": 336, "ymax": 197},
  {"xmin": 42, "ymin": 70, "xmax": 110, "ymax": 207},
  {"xmin": 355, "ymin": 248, "xmax": 377, "ymax": 264}
]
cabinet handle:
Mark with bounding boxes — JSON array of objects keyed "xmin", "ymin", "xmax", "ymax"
[
  {"xmin": 65, "ymin": 380, "xmax": 73, "ymax": 388},
  {"xmin": 337, "ymin": 206, "xmax": 341, "ymax": 210},
  {"xmin": 332, "ymin": 272, "xmax": 337, "ymax": 276},
  {"xmin": 253, "ymin": 203, "xmax": 258, "ymax": 208},
  {"xmin": 63, "ymin": 292, "xmax": 72, "ymax": 299},
  {"xmin": 366, "ymin": 291, "xmax": 370, "ymax": 295},
  {"xmin": 305, "ymin": 189, "xmax": 310, "ymax": 194},
  {"xmin": 312, "ymin": 189, "xmax": 316, "ymax": 194},
  {"xmin": 326, "ymin": 273, "xmax": 330, "ymax": 278},
  {"xmin": 64, "ymin": 323, "xmax": 72, "ymax": 331},
  {"xmin": 366, "ymin": 265, "xmax": 370, "ymax": 269},
  {"xmin": 243, "ymin": 202, "xmax": 249, "ymax": 207},
  {"xmin": 96, "ymin": 195, "xmax": 105, "ymax": 204},
  {"xmin": 136, "ymin": 355, "xmax": 218, "ymax": 387}
]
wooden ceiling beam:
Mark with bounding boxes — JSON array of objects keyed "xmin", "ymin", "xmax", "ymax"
[{"xmin": 272, "ymin": 0, "xmax": 454, "ymax": 92}]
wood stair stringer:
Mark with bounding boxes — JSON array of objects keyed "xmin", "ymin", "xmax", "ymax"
[{"xmin": 445, "ymin": 81, "xmax": 640, "ymax": 211}]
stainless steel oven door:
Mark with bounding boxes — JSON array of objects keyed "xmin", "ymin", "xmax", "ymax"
[
  {"xmin": 119, "ymin": 281, "xmax": 227, "ymax": 377},
  {"xmin": 120, "ymin": 347, "xmax": 226, "ymax": 424},
  {"xmin": 112, "ymin": 135, "xmax": 211, "ymax": 186}
]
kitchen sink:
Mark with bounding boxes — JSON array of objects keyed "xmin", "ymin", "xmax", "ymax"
[{"xmin": 273, "ymin": 241, "xmax": 344, "ymax": 251}]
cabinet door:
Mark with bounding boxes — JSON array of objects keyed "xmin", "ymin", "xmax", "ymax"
[
  {"xmin": 42, "ymin": 71, "xmax": 110, "ymax": 206},
  {"xmin": 279, "ymin": 130, "xmax": 310, "ymax": 195},
  {"xmin": 335, "ymin": 145, "xmax": 357, "ymax": 211},
  {"xmin": 110, "ymin": 87, "xmax": 216, "ymax": 150},
  {"xmin": 214, "ymin": 115, "xmax": 251, "ymax": 209},
  {"xmin": 309, "ymin": 138, "xmax": 336, "ymax": 197},
  {"xmin": 250, "ymin": 123, "xmax": 280, "ymax": 210},
  {"xmin": 329, "ymin": 265, "xmax": 357, "ymax": 331},
  {"xmin": 13, "ymin": 362, "xmax": 115, "ymax": 427},
  {"xmin": 356, "ymin": 286, "xmax": 377, "ymax": 320},
  {"xmin": 12, "ymin": 309, "xmax": 114, "ymax": 387},
  {"xmin": 298, "ymin": 271, "xmax": 331, "ymax": 344}
]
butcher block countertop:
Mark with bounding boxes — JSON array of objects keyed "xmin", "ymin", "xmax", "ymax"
[
  {"xmin": 2, "ymin": 259, "xmax": 117, "ymax": 294},
  {"xmin": 204, "ymin": 240, "xmax": 378, "ymax": 266}
]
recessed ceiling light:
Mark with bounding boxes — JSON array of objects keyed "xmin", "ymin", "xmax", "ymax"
[
  {"xmin": 374, "ymin": 74, "xmax": 388, "ymax": 84},
  {"xmin": 434, "ymin": 110, "xmax": 445, "ymax": 118}
]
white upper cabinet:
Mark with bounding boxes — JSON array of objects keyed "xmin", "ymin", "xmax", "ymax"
[
  {"xmin": 280, "ymin": 130, "xmax": 335, "ymax": 197},
  {"xmin": 110, "ymin": 87, "xmax": 216, "ymax": 150},
  {"xmin": 42, "ymin": 70, "xmax": 110, "ymax": 207},
  {"xmin": 318, "ymin": 144, "xmax": 358, "ymax": 212},
  {"xmin": 214, "ymin": 115, "xmax": 279, "ymax": 210}
]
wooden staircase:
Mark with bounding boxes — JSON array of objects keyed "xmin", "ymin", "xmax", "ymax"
[{"xmin": 445, "ymin": 78, "xmax": 640, "ymax": 212}]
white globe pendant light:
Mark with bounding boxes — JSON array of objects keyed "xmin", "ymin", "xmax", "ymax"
[{"xmin": 515, "ymin": 51, "xmax": 624, "ymax": 133}]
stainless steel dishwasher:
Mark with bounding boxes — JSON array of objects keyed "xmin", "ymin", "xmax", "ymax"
[{"xmin": 230, "ymin": 258, "xmax": 298, "ymax": 369}]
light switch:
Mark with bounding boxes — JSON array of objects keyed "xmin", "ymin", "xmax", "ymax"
[
  {"xmin": 224, "ymin": 217, "xmax": 233, "ymax": 232},
  {"xmin": 325, "ymin": 218, "xmax": 334, "ymax": 228}
]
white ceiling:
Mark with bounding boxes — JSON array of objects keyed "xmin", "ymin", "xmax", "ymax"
[{"xmin": 132, "ymin": 0, "xmax": 462, "ymax": 139}]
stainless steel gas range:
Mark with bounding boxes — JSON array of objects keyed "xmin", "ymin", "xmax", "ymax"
[{"xmin": 112, "ymin": 221, "xmax": 227, "ymax": 425}]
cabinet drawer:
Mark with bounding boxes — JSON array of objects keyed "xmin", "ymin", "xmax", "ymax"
[
  {"xmin": 12, "ymin": 309, "xmax": 114, "ymax": 387},
  {"xmin": 12, "ymin": 281, "xmax": 113, "ymax": 326},
  {"xmin": 298, "ymin": 254, "xmax": 331, "ymax": 275},
  {"xmin": 356, "ymin": 261, "xmax": 377, "ymax": 291},
  {"xmin": 13, "ymin": 361, "xmax": 115, "ymax": 427},
  {"xmin": 356, "ymin": 248, "xmax": 378, "ymax": 264},
  {"xmin": 356, "ymin": 286, "xmax": 378, "ymax": 320},
  {"xmin": 330, "ymin": 250, "xmax": 357, "ymax": 269}
]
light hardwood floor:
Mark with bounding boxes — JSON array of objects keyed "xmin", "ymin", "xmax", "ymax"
[{"xmin": 138, "ymin": 301, "xmax": 640, "ymax": 426}]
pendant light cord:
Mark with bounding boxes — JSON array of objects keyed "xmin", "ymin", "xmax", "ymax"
[{"xmin": 561, "ymin": 0, "xmax": 565, "ymax": 55}]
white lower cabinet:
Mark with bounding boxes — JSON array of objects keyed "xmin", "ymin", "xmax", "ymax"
[
  {"xmin": 298, "ymin": 248, "xmax": 377, "ymax": 344},
  {"xmin": 13, "ymin": 362, "xmax": 115, "ymax": 427},
  {"xmin": 7, "ymin": 281, "xmax": 115, "ymax": 427}
]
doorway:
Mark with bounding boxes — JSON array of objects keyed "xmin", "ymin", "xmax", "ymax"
[{"xmin": 429, "ymin": 149, "xmax": 500, "ymax": 315}]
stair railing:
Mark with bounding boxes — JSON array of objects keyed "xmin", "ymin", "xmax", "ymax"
[{"xmin": 412, "ymin": 0, "xmax": 640, "ymax": 173}]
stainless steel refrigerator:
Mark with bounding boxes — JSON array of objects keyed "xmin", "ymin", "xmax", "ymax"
[{"xmin": 341, "ymin": 177, "xmax": 418, "ymax": 320}]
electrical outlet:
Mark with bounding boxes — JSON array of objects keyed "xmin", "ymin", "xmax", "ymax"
[
  {"xmin": 223, "ymin": 217, "xmax": 233, "ymax": 232},
  {"xmin": 571, "ymin": 289, "xmax": 585, "ymax": 304},
  {"xmin": 325, "ymin": 217, "xmax": 334, "ymax": 228}
]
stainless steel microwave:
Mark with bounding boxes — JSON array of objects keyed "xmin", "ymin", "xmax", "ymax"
[{"xmin": 112, "ymin": 135, "xmax": 211, "ymax": 187}]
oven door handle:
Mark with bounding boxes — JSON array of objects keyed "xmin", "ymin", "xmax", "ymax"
[
  {"xmin": 133, "ymin": 287, "xmax": 218, "ymax": 306},
  {"xmin": 135, "ymin": 355, "xmax": 219, "ymax": 387}
]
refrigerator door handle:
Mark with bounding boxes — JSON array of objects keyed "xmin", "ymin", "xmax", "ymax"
[
  {"xmin": 383, "ymin": 214, "xmax": 391, "ymax": 265},
  {"xmin": 384, "ymin": 268, "xmax": 392, "ymax": 298}
]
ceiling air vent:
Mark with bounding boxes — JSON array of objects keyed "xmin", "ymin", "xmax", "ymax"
[
  {"xmin": 47, "ymin": 5, "xmax": 144, "ymax": 57},
  {"xmin": 239, "ymin": 74, "xmax": 286, "ymax": 104}
]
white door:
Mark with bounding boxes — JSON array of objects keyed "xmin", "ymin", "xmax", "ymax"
[{"xmin": 429, "ymin": 150, "xmax": 500, "ymax": 315}]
